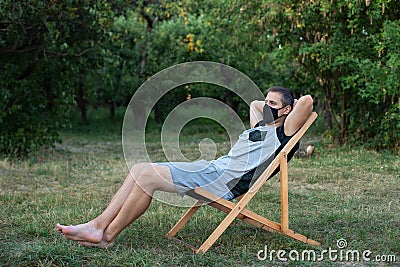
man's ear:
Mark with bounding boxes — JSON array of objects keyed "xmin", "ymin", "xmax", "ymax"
[{"xmin": 283, "ymin": 105, "xmax": 292, "ymax": 115}]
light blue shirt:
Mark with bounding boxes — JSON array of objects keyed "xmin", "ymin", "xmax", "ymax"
[{"xmin": 211, "ymin": 125, "xmax": 281, "ymax": 183}]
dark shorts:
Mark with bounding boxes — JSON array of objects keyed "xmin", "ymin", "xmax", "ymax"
[{"xmin": 157, "ymin": 160, "xmax": 234, "ymax": 200}]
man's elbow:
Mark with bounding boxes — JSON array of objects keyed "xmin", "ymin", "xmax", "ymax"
[
  {"xmin": 250, "ymin": 100, "xmax": 260, "ymax": 108},
  {"xmin": 300, "ymin": 95, "xmax": 313, "ymax": 110},
  {"xmin": 250, "ymin": 100, "xmax": 264, "ymax": 112}
]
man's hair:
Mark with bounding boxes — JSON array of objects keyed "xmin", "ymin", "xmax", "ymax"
[{"xmin": 267, "ymin": 86, "xmax": 295, "ymax": 108}]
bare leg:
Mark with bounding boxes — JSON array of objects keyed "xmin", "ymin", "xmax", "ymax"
[
  {"xmin": 102, "ymin": 163, "xmax": 175, "ymax": 244},
  {"xmin": 57, "ymin": 163, "xmax": 175, "ymax": 245},
  {"xmin": 56, "ymin": 169, "xmax": 137, "ymax": 243},
  {"xmin": 74, "ymin": 182, "xmax": 157, "ymax": 248}
]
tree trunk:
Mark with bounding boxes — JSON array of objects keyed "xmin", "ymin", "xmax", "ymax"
[
  {"xmin": 323, "ymin": 102, "xmax": 332, "ymax": 129},
  {"xmin": 76, "ymin": 81, "xmax": 88, "ymax": 124},
  {"xmin": 43, "ymin": 77, "xmax": 54, "ymax": 111},
  {"xmin": 339, "ymin": 84, "xmax": 347, "ymax": 143},
  {"xmin": 109, "ymin": 101, "xmax": 116, "ymax": 120},
  {"xmin": 110, "ymin": 61, "xmax": 124, "ymax": 120}
]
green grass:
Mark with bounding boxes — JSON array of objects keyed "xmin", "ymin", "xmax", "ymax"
[{"xmin": 0, "ymin": 109, "xmax": 399, "ymax": 266}]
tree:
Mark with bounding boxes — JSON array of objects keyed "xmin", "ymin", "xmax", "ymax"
[
  {"xmin": 1, "ymin": 0, "xmax": 398, "ymax": 157},
  {"xmin": 0, "ymin": 0, "xmax": 115, "ymax": 155},
  {"xmin": 248, "ymin": 0, "xmax": 399, "ymax": 149}
]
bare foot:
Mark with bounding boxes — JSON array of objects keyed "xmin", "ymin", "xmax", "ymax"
[
  {"xmin": 77, "ymin": 240, "xmax": 114, "ymax": 249},
  {"xmin": 57, "ymin": 221, "xmax": 103, "ymax": 243}
]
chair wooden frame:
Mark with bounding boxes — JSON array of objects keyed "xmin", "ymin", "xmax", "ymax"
[{"xmin": 165, "ymin": 112, "xmax": 320, "ymax": 254}]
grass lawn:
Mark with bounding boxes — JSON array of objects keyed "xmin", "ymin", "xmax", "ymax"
[{"xmin": 0, "ymin": 109, "xmax": 399, "ymax": 266}]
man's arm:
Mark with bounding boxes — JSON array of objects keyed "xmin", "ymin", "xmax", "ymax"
[
  {"xmin": 249, "ymin": 100, "xmax": 264, "ymax": 128},
  {"xmin": 284, "ymin": 95, "xmax": 313, "ymax": 136}
]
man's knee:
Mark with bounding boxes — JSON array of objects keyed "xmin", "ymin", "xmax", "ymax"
[
  {"xmin": 130, "ymin": 163, "xmax": 151, "ymax": 177},
  {"xmin": 129, "ymin": 163, "xmax": 174, "ymax": 193},
  {"xmin": 130, "ymin": 163, "xmax": 158, "ymax": 187}
]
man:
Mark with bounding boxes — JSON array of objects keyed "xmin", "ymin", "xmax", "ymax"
[{"xmin": 57, "ymin": 86, "xmax": 313, "ymax": 248}]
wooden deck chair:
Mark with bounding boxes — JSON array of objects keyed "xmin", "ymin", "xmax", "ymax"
[{"xmin": 166, "ymin": 112, "xmax": 320, "ymax": 254}]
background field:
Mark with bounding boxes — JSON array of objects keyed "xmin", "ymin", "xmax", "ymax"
[{"xmin": 0, "ymin": 109, "xmax": 399, "ymax": 266}]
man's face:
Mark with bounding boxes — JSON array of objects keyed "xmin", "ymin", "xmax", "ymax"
[
  {"xmin": 265, "ymin": 91, "xmax": 284, "ymax": 108},
  {"xmin": 264, "ymin": 92, "xmax": 291, "ymax": 121},
  {"xmin": 265, "ymin": 91, "xmax": 283, "ymax": 107}
]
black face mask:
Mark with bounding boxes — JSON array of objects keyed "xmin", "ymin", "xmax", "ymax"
[{"xmin": 263, "ymin": 104, "xmax": 288, "ymax": 125}]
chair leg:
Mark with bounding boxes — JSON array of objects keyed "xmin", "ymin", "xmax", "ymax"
[
  {"xmin": 280, "ymin": 151, "xmax": 289, "ymax": 231},
  {"xmin": 196, "ymin": 207, "xmax": 239, "ymax": 254},
  {"xmin": 208, "ymin": 198, "xmax": 321, "ymax": 246},
  {"xmin": 166, "ymin": 200, "xmax": 203, "ymax": 238},
  {"xmin": 196, "ymin": 191, "xmax": 259, "ymax": 254}
]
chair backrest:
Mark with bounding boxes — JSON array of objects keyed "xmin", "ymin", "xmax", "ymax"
[
  {"xmin": 248, "ymin": 112, "xmax": 318, "ymax": 193},
  {"xmin": 281, "ymin": 112, "xmax": 318, "ymax": 155}
]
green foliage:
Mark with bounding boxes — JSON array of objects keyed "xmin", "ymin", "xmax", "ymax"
[
  {"xmin": 1, "ymin": 0, "xmax": 399, "ymax": 156},
  {"xmin": 0, "ymin": 55, "xmax": 74, "ymax": 156},
  {"xmin": 0, "ymin": 0, "xmax": 116, "ymax": 156},
  {"xmin": 349, "ymin": 20, "xmax": 400, "ymax": 150},
  {"xmin": 252, "ymin": 0, "xmax": 399, "ymax": 150}
]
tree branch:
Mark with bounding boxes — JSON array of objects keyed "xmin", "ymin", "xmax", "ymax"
[{"xmin": 44, "ymin": 48, "xmax": 90, "ymax": 57}]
